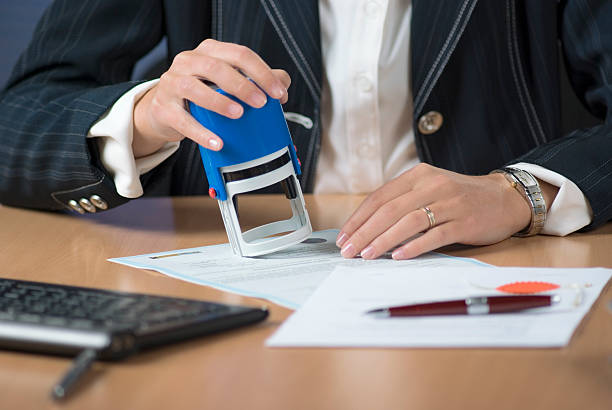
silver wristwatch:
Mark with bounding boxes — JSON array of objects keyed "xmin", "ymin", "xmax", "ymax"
[{"xmin": 491, "ymin": 167, "xmax": 547, "ymax": 237}]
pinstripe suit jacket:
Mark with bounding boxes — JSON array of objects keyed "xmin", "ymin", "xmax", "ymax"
[{"xmin": 1, "ymin": 0, "xmax": 611, "ymax": 229}]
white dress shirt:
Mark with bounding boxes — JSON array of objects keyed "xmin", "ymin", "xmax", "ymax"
[
  {"xmin": 88, "ymin": 0, "xmax": 592, "ymax": 236},
  {"xmin": 315, "ymin": 0, "xmax": 417, "ymax": 193}
]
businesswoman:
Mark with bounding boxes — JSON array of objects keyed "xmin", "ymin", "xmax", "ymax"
[{"xmin": 1, "ymin": 0, "xmax": 610, "ymax": 259}]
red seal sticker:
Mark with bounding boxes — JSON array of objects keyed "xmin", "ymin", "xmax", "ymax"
[{"xmin": 496, "ymin": 281, "xmax": 560, "ymax": 294}]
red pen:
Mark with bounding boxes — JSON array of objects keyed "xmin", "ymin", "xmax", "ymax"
[{"xmin": 366, "ymin": 295, "xmax": 561, "ymax": 317}]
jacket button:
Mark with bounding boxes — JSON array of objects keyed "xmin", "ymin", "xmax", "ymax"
[
  {"xmin": 89, "ymin": 195, "xmax": 108, "ymax": 210},
  {"xmin": 79, "ymin": 198, "xmax": 96, "ymax": 213},
  {"xmin": 68, "ymin": 200, "xmax": 85, "ymax": 214},
  {"xmin": 418, "ymin": 111, "xmax": 443, "ymax": 135}
]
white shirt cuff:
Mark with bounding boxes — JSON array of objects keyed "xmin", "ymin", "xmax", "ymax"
[
  {"xmin": 87, "ymin": 79, "xmax": 180, "ymax": 198},
  {"xmin": 511, "ymin": 162, "xmax": 593, "ymax": 236}
]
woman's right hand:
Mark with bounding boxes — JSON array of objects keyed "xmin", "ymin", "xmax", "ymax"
[{"xmin": 132, "ymin": 39, "xmax": 291, "ymax": 158}]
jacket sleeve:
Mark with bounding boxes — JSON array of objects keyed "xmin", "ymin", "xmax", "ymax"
[
  {"xmin": 0, "ymin": 0, "xmax": 165, "ymax": 211},
  {"xmin": 515, "ymin": 0, "xmax": 612, "ymax": 230}
]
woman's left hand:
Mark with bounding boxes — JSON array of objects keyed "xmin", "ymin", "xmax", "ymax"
[{"xmin": 336, "ymin": 163, "xmax": 544, "ymax": 260}]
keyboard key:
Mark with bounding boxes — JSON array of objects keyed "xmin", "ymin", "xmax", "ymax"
[
  {"xmin": 17, "ymin": 313, "xmax": 41, "ymax": 323},
  {"xmin": 42, "ymin": 316, "xmax": 68, "ymax": 326},
  {"xmin": 0, "ymin": 311, "xmax": 15, "ymax": 320},
  {"xmin": 70, "ymin": 319, "xmax": 95, "ymax": 329}
]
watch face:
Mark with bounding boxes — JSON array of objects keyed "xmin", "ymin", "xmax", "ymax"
[{"xmin": 503, "ymin": 168, "xmax": 533, "ymax": 187}]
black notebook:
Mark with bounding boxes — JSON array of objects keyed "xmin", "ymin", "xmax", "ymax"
[{"xmin": 0, "ymin": 277, "xmax": 268, "ymax": 359}]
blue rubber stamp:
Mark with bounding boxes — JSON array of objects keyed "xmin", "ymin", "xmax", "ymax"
[{"xmin": 189, "ymin": 90, "xmax": 311, "ymax": 257}]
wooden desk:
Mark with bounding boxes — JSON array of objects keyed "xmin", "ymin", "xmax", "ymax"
[{"xmin": 0, "ymin": 195, "xmax": 610, "ymax": 410}]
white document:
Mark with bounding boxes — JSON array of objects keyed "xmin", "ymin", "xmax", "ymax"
[
  {"xmin": 266, "ymin": 265, "xmax": 611, "ymax": 348},
  {"xmin": 109, "ymin": 230, "xmax": 488, "ymax": 309}
]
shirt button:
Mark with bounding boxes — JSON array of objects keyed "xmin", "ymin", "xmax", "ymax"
[
  {"xmin": 417, "ymin": 111, "xmax": 444, "ymax": 134},
  {"xmin": 356, "ymin": 75, "xmax": 373, "ymax": 92},
  {"xmin": 364, "ymin": 1, "xmax": 381, "ymax": 17}
]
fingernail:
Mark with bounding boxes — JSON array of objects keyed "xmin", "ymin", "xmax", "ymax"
[
  {"xmin": 249, "ymin": 92, "xmax": 267, "ymax": 107},
  {"xmin": 272, "ymin": 86, "xmax": 285, "ymax": 99},
  {"xmin": 391, "ymin": 249, "xmax": 404, "ymax": 260},
  {"xmin": 208, "ymin": 138, "xmax": 221, "ymax": 151},
  {"xmin": 341, "ymin": 243, "xmax": 356, "ymax": 258},
  {"xmin": 228, "ymin": 104, "xmax": 242, "ymax": 117},
  {"xmin": 336, "ymin": 232, "xmax": 348, "ymax": 247},
  {"xmin": 360, "ymin": 246, "xmax": 375, "ymax": 260}
]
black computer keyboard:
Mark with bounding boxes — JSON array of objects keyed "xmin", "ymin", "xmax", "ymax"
[{"xmin": 0, "ymin": 278, "xmax": 268, "ymax": 359}]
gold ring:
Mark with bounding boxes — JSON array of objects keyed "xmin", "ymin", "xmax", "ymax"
[{"xmin": 421, "ymin": 207, "xmax": 436, "ymax": 230}]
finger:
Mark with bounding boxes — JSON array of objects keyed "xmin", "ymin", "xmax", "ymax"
[
  {"xmin": 339, "ymin": 193, "xmax": 417, "ymax": 258},
  {"xmin": 171, "ymin": 51, "xmax": 268, "ymax": 109},
  {"xmin": 162, "ymin": 72, "xmax": 244, "ymax": 119},
  {"xmin": 192, "ymin": 57, "xmax": 272, "ymax": 108},
  {"xmin": 272, "ymin": 69, "xmax": 291, "ymax": 89},
  {"xmin": 197, "ymin": 39, "xmax": 286, "ymax": 100},
  {"xmin": 360, "ymin": 205, "xmax": 450, "ymax": 260},
  {"xmin": 391, "ymin": 222, "xmax": 456, "ymax": 260},
  {"xmin": 163, "ymin": 103, "xmax": 224, "ymax": 151},
  {"xmin": 272, "ymin": 69, "xmax": 291, "ymax": 104},
  {"xmin": 338, "ymin": 170, "xmax": 419, "ymax": 246}
]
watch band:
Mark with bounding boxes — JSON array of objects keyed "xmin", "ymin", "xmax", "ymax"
[{"xmin": 491, "ymin": 167, "xmax": 547, "ymax": 237}]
